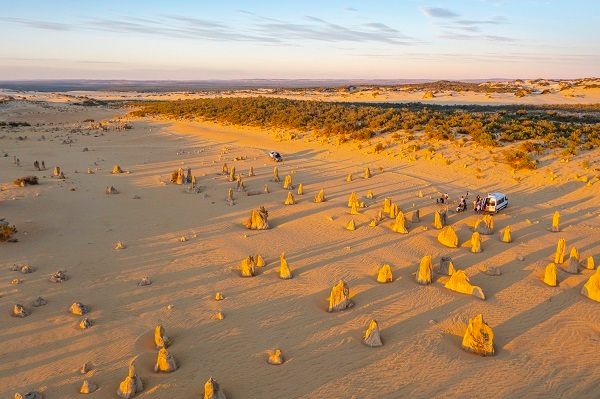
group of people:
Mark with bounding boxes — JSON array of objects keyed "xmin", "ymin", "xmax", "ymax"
[{"xmin": 437, "ymin": 192, "xmax": 487, "ymax": 213}]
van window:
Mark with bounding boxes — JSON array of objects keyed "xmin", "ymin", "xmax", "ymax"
[{"xmin": 489, "ymin": 199, "xmax": 496, "ymax": 206}]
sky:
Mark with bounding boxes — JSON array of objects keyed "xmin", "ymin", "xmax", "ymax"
[{"xmin": 0, "ymin": 0, "xmax": 598, "ymax": 80}]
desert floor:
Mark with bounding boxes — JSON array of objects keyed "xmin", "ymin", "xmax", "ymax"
[{"xmin": 1, "ymin": 100, "xmax": 599, "ymax": 398}]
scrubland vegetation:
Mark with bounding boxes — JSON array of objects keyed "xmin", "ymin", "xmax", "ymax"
[{"xmin": 132, "ymin": 97, "xmax": 600, "ymax": 154}]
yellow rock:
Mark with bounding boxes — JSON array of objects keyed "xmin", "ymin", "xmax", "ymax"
[
  {"xmin": 437, "ymin": 256, "xmax": 455, "ymax": 275},
  {"xmin": 204, "ymin": 377, "xmax": 227, "ymax": 399},
  {"xmin": 228, "ymin": 166, "xmax": 235, "ymax": 182},
  {"xmin": 297, "ymin": 183, "xmax": 303, "ymax": 195},
  {"xmin": 283, "ymin": 174, "xmax": 293, "ymax": 189},
  {"xmin": 154, "ymin": 347, "xmax": 177, "ymax": 373},
  {"xmin": 551, "ymin": 211, "xmax": 560, "ymax": 232},
  {"xmin": 264, "ymin": 184, "xmax": 269, "ymax": 194},
  {"xmin": 376, "ymin": 264, "xmax": 393, "ymax": 283},
  {"xmin": 543, "ymin": 263, "xmax": 557, "ymax": 287},
  {"xmin": 244, "ymin": 207, "xmax": 269, "ymax": 230},
  {"xmin": 383, "ymin": 197, "xmax": 392, "ymax": 214},
  {"xmin": 279, "ymin": 252, "xmax": 292, "ymax": 279},
  {"xmin": 461, "ymin": 314, "xmax": 494, "ymax": 356},
  {"xmin": 433, "ymin": 210, "xmax": 444, "ymax": 230},
  {"xmin": 284, "ymin": 191, "xmax": 295, "ymax": 205},
  {"xmin": 314, "ymin": 188, "xmax": 326, "ymax": 203},
  {"xmin": 214, "ymin": 292, "xmax": 224, "ymax": 301},
  {"xmin": 117, "ymin": 361, "xmax": 143, "ymax": 398},
  {"xmin": 437, "ymin": 226, "xmax": 458, "ymax": 248},
  {"xmin": 255, "ymin": 254, "xmax": 265, "ymax": 267},
  {"xmin": 248, "ymin": 166, "xmax": 254, "ymax": 176},
  {"xmin": 221, "ymin": 163, "xmax": 228, "ymax": 174},
  {"xmin": 469, "ymin": 232, "xmax": 482, "ymax": 253},
  {"xmin": 272, "ymin": 166, "xmax": 280, "ymax": 182},
  {"xmin": 501, "ymin": 226, "xmax": 512, "ymax": 243},
  {"xmin": 416, "ymin": 255, "xmax": 433, "ymax": 285},
  {"xmin": 114, "ymin": 241, "xmax": 126, "ymax": 250},
  {"xmin": 417, "ymin": 190, "xmax": 423, "ymax": 198},
  {"xmin": 364, "ymin": 167, "xmax": 371, "ymax": 178},
  {"xmin": 366, "ymin": 190, "xmax": 374, "ymax": 199},
  {"xmin": 444, "ymin": 270, "xmax": 485, "ymax": 299},
  {"xmin": 390, "ymin": 211, "xmax": 408, "ymax": 234},
  {"xmin": 80, "ymin": 380, "xmax": 97, "ymax": 394},
  {"xmin": 346, "ymin": 219, "xmax": 356, "ymax": 231},
  {"xmin": 362, "ymin": 319, "xmax": 383, "ymax": 347},
  {"xmin": 389, "ymin": 203, "xmax": 399, "ymax": 219},
  {"xmin": 70, "ymin": 302, "xmax": 89, "ymax": 316},
  {"xmin": 564, "ymin": 247, "xmax": 580, "ymax": 274},
  {"xmin": 474, "ymin": 215, "xmax": 494, "ymax": 235},
  {"xmin": 267, "ymin": 349, "xmax": 284, "ymax": 365},
  {"xmin": 154, "ymin": 324, "xmax": 171, "ymax": 348},
  {"xmin": 240, "ymin": 256, "xmax": 255, "ymax": 277},
  {"xmin": 346, "ymin": 173, "xmax": 353, "ymax": 182},
  {"xmin": 583, "ymin": 256, "xmax": 595, "ymax": 270},
  {"xmin": 554, "ymin": 238, "xmax": 566, "ymax": 264},
  {"xmin": 328, "ymin": 280, "xmax": 352, "ymax": 312},
  {"xmin": 348, "ymin": 191, "xmax": 360, "ymax": 208},
  {"xmin": 112, "ymin": 164, "xmax": 123, "ymax": 174},
  {"xmin": 215, "ymin": 312, "xmax": 224, "ymax": 320},
  {"xmin": 368, "ymin": 219, "xmax": 378, "ymax": 227},
  {"xmin": 53, "ymin": 166, "xmax": 61, "ymax": 177},
  {"xmin": 581, "ymin": 268, "xmax": 600, "ymax": 302}
]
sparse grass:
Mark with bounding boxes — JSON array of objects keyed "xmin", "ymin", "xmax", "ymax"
[
  {"xmin": 503, "ymin": 149, "xmax": 537, "ymax": 170},
  {"xmin": 1, "ymin": 224, "xmax": 17, "ymax": 242}
]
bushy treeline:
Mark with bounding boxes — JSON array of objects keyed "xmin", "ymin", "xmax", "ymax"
[{"xmin": 130, "ymin": 97, "xmax": 600, "ymax": 148}]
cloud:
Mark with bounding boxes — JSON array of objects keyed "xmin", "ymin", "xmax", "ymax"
[
  {"xmin": 345, "ymin": 7, "xmax": 358, "ymax": 12},
  {"xmin": 1, "ymin": 17, "xmax": 71, "ymax": 31},
  {"xmin": 422, "ymin": 7, "xmax": 460, "ymax": 19}
]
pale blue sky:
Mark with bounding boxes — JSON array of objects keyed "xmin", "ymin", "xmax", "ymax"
[{"xmin": 0, "ymin": 0, "xmax": 598, "ymax": 79}]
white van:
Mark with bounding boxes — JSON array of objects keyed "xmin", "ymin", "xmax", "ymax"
[{"xmin": 484, "ymin": 192, "xmax": 508, "ymax": 213}]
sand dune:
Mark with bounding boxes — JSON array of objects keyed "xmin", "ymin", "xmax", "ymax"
[{"xmin": 1, "ymin": 99, "xmax": 599, "ymax": 398}]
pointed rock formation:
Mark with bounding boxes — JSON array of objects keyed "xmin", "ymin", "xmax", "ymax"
[
  {"xmin": 221, "ymin": 163, "xmax": 229, "ymax": 175},
  {"xmin": 117, "ymin": 360, "xmax": 143, "ymax": 398},
  {"xmin": 185, "ymin": 168, "xmax": 192, "ymax": 184},
  {"xmin": 416, "ymin": 255, "xmax": 433, "ymax": 285},
  {"xmin": 267, "ymin": 349, "xmax": 284, "ymax": 365},
  {"xmin": 444, "ymin": 270, "xmax": 485, "ymax": 299},
  {"xmin": 138, "ymin": 276, "xmax": 152, "ymax": 286},
  {"xmin": 346, "ymin": 173, "xmax": 352, "ymax": 182},
  {"xmin": 350, "ymin": 202, "xmax": 359, "ymax": 215},
  {"xmin": 369, "ymin": 219, "xmax": 378, "ymax": 227},
  {"xmin": 154, "ymin": 325, "xmax": 171, "ymax": 348},
  {"xmin": 581, "ymin": 268, "xmax": 600, "ymax": 302},
  {"xmin": 348, "ymin": 192, "xmax": 360, "ymax": 208},
  {"xmin": 437, "ymin": 256, "xmax": 456, "ymax": 276},
  {"xmin": 70, "ymin": 302, "xmax": 89, "ymax": 316},
  {"xmin": 408, "ymin": 209, "xmax": 420, "ymax": 223},
  {"xmin": 215, "ymin": 292, "xmax": 224, "ymax": 301},
  {"xmin": 391, "ymin": 211, "xmax": 408, "ymax": 234},
  {"xmin": 228, "ymin": 166, "xmax": 236, "ymax": 182},
  {"xmin": 49, "ymin": 270, "xmax": 68, "ymax": 283},
  {"xmin": 328, "ymin": 280, "xmax": 352, "ymax": 312},
  {"xmin": 80, "ymin": 380, "xmax": 97, "ymax": 394},
  {"xmin": 14, "ymin": 392, "xmax": 42, "ymax": 399},
  {"xmin": 366, "ymin": 190, "xmax": 374, "ymax": 199},
  {"xmin": 554, "ymin": 238, "xmax": 566, "ymax": 264},
  {"xmin": 235, "ymin": 175, "xmax": 245, "ymax": 192},
  {"xmin": 314, "ymin": 188, "xmax": 325, "ymax": 203},
  {"xmin": 154, "ymin": 347, "xmax": 178, "ymax": 373},
  {"xmin": 106, "ymin": 185, "xmax": 119, "ymax": 194},
  {"xmin": 469, "ymin": 232, "xmax": 482, "ymax": 253},
  {"xmin": 437, "ymin": 226, "xmax": 458, "ymax": 248},
  {"xmin": 32, "ymin": 296, "xmax": 47, "ymax": 307},
  {"xmin": 543, "ymin": 263, "xmax": 557, "ymax": 286},
  {"xmin": 433, "ymin": 210, "xmax": 445, "ymax": 229},
  {"xmin": 563, "ymin": 247, "xmax": 580, "ymax": 274},
  {"xmin": 377, "ymin": 264, "xmax": 393, "ymax": 283},
  {"xmin": 263, "ymin": 184, "xmax": 270, "ymax": 194},
  {"xmin": 283, "ymin": 175, "xmax": 293, "ymax": 190},
  {"xmin": 244, "ymin": 207, "xmax": 269, "ymax": 230},
  {"xmin": 12, "ymin": 303, "xmax": 29, "ymax": 318},
  {"xmin": 462, "ymin": 314, "xmax": 494, "ymax": 356},
  {"xmin": 551, "ymin": 211, "xmax": 560, "ymax": 232},
  {"xmin": 204, "ymin": 377, "xmax": 226, "ymax": 399},
  {"xmin": 254, "ymin": 254, "xmax": 265, "ymax": 267},
  {"xmin": 364, "ymin": 167, "xmax": 371, "ymax": 179},
  {"xmin": 272, "ymin": 166, "xmax": 280, "ymax": 182},
  {"xmin": 176, "ymin": 168, "xmax": 185, "ymax": 185},
  {"xmin": 474, "ymin": 215, "xmax": 494, "ymax": 235},
  {"xmin": 388, "ymin": 203, "xmax": 399, "ymax": 219},
  {"xmin": 345, "ymin": 219, "xmax": 356, "ymax": 231},
  {"xmin": 382, "ymin": 197, "xmax": 392, "ymax": 214},
  {"xmin": 362, "ymin": 319, "xmax": 383, "ymax": 347},
  {"xmin": 583, "ymin": 256, "xmax": 595, "ymax": 270},
  {"xmin": 114, "ymin": 241, "xmax": 126, "ymax": 250},
  {"xmin": 279, "ymin": 252, "xmax": 292, "ymax": 279},
  {"xmin": 240, "ymin": 256, "xmax": 256, "ymax": 277},
  {"xmin": 501, "ymin": 226, "xmax": 512, "ymax": 243},
  {"xmin": 247, "ymin": 166, "xmax": 254, "ymax": 177},
  {"xmin": 112, "ymin": 164, "xmax": 123, "ymax": 174},
  {"xmin": 284, "ymin": 192, "xmax": 295, "ymax": 205},
  {"xmin": 53, "ymin": 166, "xmax": 61, "ymax": 177},
  {"xmin": 297, "ymin": 183, "xmax": 303, "ymax": 195},
  {"xmin": 214, "ymin": 311, "xmax": 224, "ymax": 320}
]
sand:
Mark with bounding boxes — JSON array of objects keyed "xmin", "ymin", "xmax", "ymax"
[{"xmin": 1, "ymin": 98, "xmax": 600, "ymax": 398}]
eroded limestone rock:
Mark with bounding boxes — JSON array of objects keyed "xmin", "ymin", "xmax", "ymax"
[
  {"xmin": 554, "ymin": 238, "xmax": 566, "ymax": 264},
  {"xmin": 501, "ymin": 226, "xmax": 512, "ymax": 243},
  {"xmin": 436, "ymin": 256, "xmax": 455, "ymax": 276},
  {"xmin": 154, "ymin": 324, "xmax": 171, "ymax": 348},
  {"xmin": 70, "ymin": 302, "xmax": 89, "ymax": 316},
  {"xmin": 461, "ymin": 314, "xmax": 494, "ymax": 356},
  {"xmin": 376, "ymin": 264, "xmax": 393, "ymax": 283},
  {"xmin": 437, "ymin": 226, "xmax": 458, "ymax": 248},
  {"xmin": 581, "ymin": 268, "xmax": 600, "ymax": 302},
  {"xmin": 391, "ymin": 211, "xmax": 408, "ymax": 234},
  {"xmin": 444, "ymin": 270, "xmax": 485, "ymax": 299},
  {"xmin": 117, "ymin": 360, "xmax": 143, "ymax": 398},
  {"xmin": 279, "ymin": 252, "xmax": 292, "ymax": 279},
  {"xmin": 80, "ymin": 380, "xmax": 97, "ymax": 394},
  {"xmin": 474, "ymin": 215, "xmax": 494, "ymax": 235},
  {"xmin": 204, "ymin": 377, "xmax": 226, "ymax": 399},
  {"xmin": 551, "ymin": 211, "xmax": 560, "ymax": 232},
  {"xmin": 314, "ymin": 188, "xmax": 325, "ymax": 203},
  {"xmin": 154, "ymin": 347, "xmax": 178, "ymax": 373},
  {"xmin": 267, "ymin": 349, "xmax": 284, "ymax": 365},
  {"xmin": 416, "ymin": 255, "xmax": 433, "ymax": 285},
  {"xmin": 543, "ymin": 263, "xmax": 557, "ymax": 287},
  {"xmin": 244, "ymin": 207, "xmax": 269, "ymax": 230},
  {"xmin": 328, "ymin": 280, "xmax": 352, "ymax": 312},
  {"xmin": 12, "ymin": 303, "xmax": 29, "ymax": 318},
  {"xmin": 362, "ymin": 319, "xmax": 383, "ymax": 347}
]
